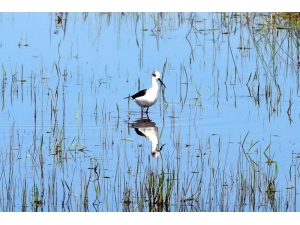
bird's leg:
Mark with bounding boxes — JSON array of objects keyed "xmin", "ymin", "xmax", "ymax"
[
  {"xmin": 146, "ymin": 107, "xmax": 149, "ymax": 114},
  {"xmin": 141, "ymin": 107, "xmax": 143, "ymax": 118}
]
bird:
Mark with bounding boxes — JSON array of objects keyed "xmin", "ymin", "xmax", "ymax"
[{"xmin": 125, "ymin": 71, "xmax": 166, "ymax": 116}]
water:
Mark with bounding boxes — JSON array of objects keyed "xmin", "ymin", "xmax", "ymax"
[{"xmin": 0, "ymin": 12, "xmax": 299, "ymax": 212}]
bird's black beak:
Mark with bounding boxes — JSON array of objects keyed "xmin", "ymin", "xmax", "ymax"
[{"xmin": 158, "ymin": 78, "xmax": 166, "ymax": 89}]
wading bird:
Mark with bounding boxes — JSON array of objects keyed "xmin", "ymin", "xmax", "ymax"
[{"xmin": 124, "ymin": 71, "xmax": 166, "ymax": 117}]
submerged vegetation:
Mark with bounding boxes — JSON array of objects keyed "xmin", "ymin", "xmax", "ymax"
[{"xmin": 0, "ymin": 12, "xmax": 299, "ymax": 212}]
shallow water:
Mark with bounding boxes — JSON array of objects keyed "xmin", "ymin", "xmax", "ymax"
[{"xmin": 0, "ymin": 12, "xmax": 299, "ymax": 212}]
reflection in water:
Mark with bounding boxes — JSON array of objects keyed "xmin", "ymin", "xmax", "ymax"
[{"xmin": 130, "ymin": 118, "xmax": 165, "ymax": 158}]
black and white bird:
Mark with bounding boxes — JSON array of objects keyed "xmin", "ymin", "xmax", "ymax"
[{"xmin": 125, "ymin": 71, "xmax": 166, "ymax": 116}]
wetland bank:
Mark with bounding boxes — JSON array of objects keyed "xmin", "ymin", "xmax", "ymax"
[{"xmin": 0, "ymin": 12, "xmax": 300, "ymax": 212}]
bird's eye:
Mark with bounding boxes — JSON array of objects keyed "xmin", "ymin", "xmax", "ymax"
[{"xmin": 152, "ymin": 74, "xmax": 156, "ymax": 77}]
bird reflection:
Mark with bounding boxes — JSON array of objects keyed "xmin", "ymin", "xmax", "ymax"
[{"xmin": 130, "ymin": 118, "xmax": 165, "ymax": 158}]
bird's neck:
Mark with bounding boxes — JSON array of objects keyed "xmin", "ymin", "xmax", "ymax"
[{"xmin": 152, "ymin": 78, "xmax": 159, "ymax": 91}]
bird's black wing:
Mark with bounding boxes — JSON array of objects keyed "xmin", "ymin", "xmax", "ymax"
[{"xmin": 130, "ymin": 89, "xmax": 147, "ymax": 100}]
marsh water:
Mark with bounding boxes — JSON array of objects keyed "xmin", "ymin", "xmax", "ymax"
[{"xmin": 1, "ymin": 12, "xmax": 300, "ymax": 212}]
